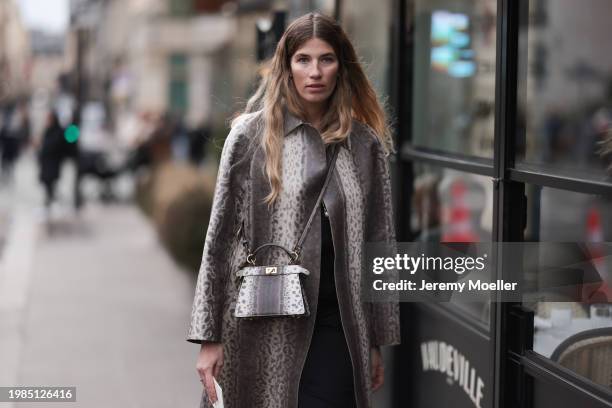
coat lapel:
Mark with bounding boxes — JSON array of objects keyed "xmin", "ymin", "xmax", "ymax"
[{"xmin": 248, "ymin": 117, "xmax": 328, "ymax": 266}]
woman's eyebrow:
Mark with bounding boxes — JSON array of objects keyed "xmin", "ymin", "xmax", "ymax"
[{"xmin": 294, "ymin": 52, "xmax": 337, "ymax": 58}]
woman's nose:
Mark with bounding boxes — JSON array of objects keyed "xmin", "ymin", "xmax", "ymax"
[{"xmin": 309, "ymin": 63, "xmax": 322, "ymax": 78}]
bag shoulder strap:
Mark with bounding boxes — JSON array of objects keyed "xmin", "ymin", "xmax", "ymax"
[
  {"xmin": 246, "ymin": 144, "xmax": 339, "ymax": 265},
  {"xmin": 292, "ymin": 144, "xmax": 339, "ymax": 258}
]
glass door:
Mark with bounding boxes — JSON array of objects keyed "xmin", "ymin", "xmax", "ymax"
[
  {"xmin": 504, "ymin": 1, "xmax": 612, "ymax": 407},
  {"xmin": 397, "ymin": 1, "xmax": 498, "ymax": 407},
  {"xmin": 396, "ymin": 0, "xmax": 612, "ymax": 407}
]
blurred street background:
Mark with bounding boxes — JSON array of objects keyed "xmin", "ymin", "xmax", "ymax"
[
  {"xmin": 0, "ymin": 0, "xmax": 290, "ymax": 406},
  {"xmin": 0, "ymin": 153, "xmax": 202, "ymax": 406},
  {"xmin": 1, "ymin": 0, "xmax": 612, "ymax": 407},
  {"xmin": 0, "ymin": 1, "xmax": 371, "ymax": 407}
]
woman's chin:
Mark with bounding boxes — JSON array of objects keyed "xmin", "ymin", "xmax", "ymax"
[{"xmin": 301, "ymin": 95, "xmax": 330, "ymax": 105}]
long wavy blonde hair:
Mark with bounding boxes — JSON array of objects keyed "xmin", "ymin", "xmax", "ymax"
[{"xmin": 233, "ymin": 12, "xmax": 394, "ymax": 205}]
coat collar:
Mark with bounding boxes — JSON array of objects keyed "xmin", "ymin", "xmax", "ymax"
[
  {"xmin": 283, "ymin": 107, "xmax": 303, "ymax": 137},
  {"xmin": 283, "ymin": 107, "xmax": 352, "ymax": 151}
]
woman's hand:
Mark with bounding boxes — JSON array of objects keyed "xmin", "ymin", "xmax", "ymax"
[
  {"xmin": 196, "ymin": 342, "xmax": 224, "ymax": 404},
  {"xmin": 371, "ymin": 346, "xmax": 384, "ymax": 392}
]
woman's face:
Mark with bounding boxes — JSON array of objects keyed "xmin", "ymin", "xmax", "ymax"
[{"xmin": 290, "ymin": 38, "xmax": 339, "ymax": 109}]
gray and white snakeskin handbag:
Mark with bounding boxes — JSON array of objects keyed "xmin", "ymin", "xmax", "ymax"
[
  {"xmin": 234, "ymin": 263, "xmax": 311, "ymax": 317},
  {"xmin": 234, "ymin": 145, "xmax": 339, "ymax": 318}
]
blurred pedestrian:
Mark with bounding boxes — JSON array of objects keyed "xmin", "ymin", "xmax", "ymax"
[
  {"xmin": 122, "ymin": 111, "xmax": 172, "ymax": 173},
  {"xmin": 148, "ymin": 111, "xmax": 173, "ymax": 164},
  {"xmin": 187, "ymin": 12, "xmax": 399, "ymax": 408},
  {"xmin": 38, "ymin": 111, "xmax": 66, "ymax": 210},
  {"xmin": 188, "ymin": 121, "xmax": 210, "ymax": 165},
  {"xmin": 170, "ymin": 113, "xmax": 190, "ymax": 162},
  {"xmin": 0, "ymin": 100, "xmax": 30, "ymax": 184}
]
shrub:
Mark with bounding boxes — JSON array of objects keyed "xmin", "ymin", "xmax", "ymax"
[{"xmin": 136, "ymin": 162, "xmax": 216, "ymax": 272}]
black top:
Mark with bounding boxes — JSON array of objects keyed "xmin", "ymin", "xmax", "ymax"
[{"xmin": 316, "ymin": 203, "xmax": 342, "ymax": 328}]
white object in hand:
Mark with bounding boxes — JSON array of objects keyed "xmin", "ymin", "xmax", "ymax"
[{"xmin": 212, "ymin": 377, "xmax": 224, "ymax": 408}]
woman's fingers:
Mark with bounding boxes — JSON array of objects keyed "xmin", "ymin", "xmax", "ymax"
[
  {"xmin": 371, "ymin": 348, "xmax": 385, "ymax": 392},
  {"xmin": 204, "ymin": 369, "xmax": 217, "ymax": 404},
  {"xmin": 372, "ymin": 364, "xmax": 385, "ymax": 391},
  {"xmin": 371, "ymin": 365, "xmax": 378, "ymax": 391},
  {"xmin": 213, "ymin": 358, "xmax": 223, "ymax": 378},
  {"xmin": 196, "ymin": 343, "xmax": 223, "ymax": 404}
]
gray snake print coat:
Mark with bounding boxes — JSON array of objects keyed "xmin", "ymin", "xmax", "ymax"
[{"xmin": 186, "ymin": 108, "xmax": 400, "ymax": 408}]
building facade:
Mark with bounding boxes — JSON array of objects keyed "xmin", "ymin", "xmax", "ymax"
[
  {"xmin": 0, "ymin": 0, "xmax": 31, "ymax": 101},
  {"xmin": 67, "ymin": 0, "xmax": 279, "ymax": 132}
]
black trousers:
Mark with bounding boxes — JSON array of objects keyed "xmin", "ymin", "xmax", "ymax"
[
  {"xmin": 298, "ymin": 203, "xmax": 357, "ymax": 407},
  {"xmin": 297, "ymin": 312, "xmax": 357, "ymax": 408}
]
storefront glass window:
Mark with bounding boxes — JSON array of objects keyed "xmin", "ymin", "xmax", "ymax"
[
  {"xmin": 169, "ymin": 0, "xmax": 193, "ymax": 16},
  {"xmin": 523, "ymin": 185, "xmax": 612, "ymax": 389},
  {"xmin": 312, "ymin": 0, "xmax": 335, "ymax": 17},
  {"xmin": 340, "ymin": 0, "xmax": 393, "ymax": 101},
  {"xmin": 412, "ymin": 0, "xmax": 496, "ymax": 158},
  {"xmin": 412, "ymin": 163, "xmax": 493, "ymax": 327},
  {"xmin": 516, "ymin": 0, "xmax": 612, "ymax": 184}
]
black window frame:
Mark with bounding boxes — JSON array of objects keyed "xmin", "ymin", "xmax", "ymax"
[{"xmin": 394, "ymin": 0, "xmax": 612, "ymax": 408}]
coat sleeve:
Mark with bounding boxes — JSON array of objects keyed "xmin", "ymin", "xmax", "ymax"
[
  {"xmin": 186, "ymin": 123, "xmax": 246, "ymax": 344},
  {"xmin": 367, "ymin": 136, "xmax": 401, "ymax": 347}
]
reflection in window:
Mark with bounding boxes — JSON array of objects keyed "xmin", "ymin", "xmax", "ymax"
[
  {"xmin": 412, "ymin": 0, "xmax": 496, "ymax": 158},
  {"xmin": 413, "ymin": 165, "xmax": 493, "ymax": 243},
  {"xmin": 517, "ymin": 0, "xmax": 612, "ymax": 183},
  {"xmin": 169, "ymin": 0, "xmax": 193, "ymax": 16},
  {"xmin": 312, "ymin": 0, "xmax": 335, "ymax": 17},
  {"xmin": 340, "ymin": 0, "xmax": 392, "ymax": 98},
  {"xmin": 412, "ymin": 164, "xmax": 493, "ymax": 327},
  {"xmin": 524, "ymin": 185, "xmax": 612, "ymax": 388}
]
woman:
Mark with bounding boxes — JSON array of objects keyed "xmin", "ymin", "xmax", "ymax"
[
  {"xmin": 1, "ymin": 102, "xmax": 29, "ymax": 183},
  {"xmin": 187, "ymin": 12, "xmax": 400, "ymax": 408},
  {"xmin": 38, "ymin": 111, "xmax": 65, "ymax": 210}
]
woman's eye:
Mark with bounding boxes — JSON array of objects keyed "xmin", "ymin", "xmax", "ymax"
[
  {"xmin": 297, "ymin": 57, "xmax": 308, "ymax": 63},
  {"xmin": 322, "ymin": 57, "xmax": 334, "ymax": 63}
]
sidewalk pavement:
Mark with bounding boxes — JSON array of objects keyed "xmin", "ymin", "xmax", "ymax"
[{"xmin": 0, "ymin": 155, "xmax": 204, "ymax": 407}]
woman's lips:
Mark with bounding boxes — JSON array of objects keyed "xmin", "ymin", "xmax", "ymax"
[{"xmin": 306, "ymin": 85, "xmax": 325, "ymax": 92}]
